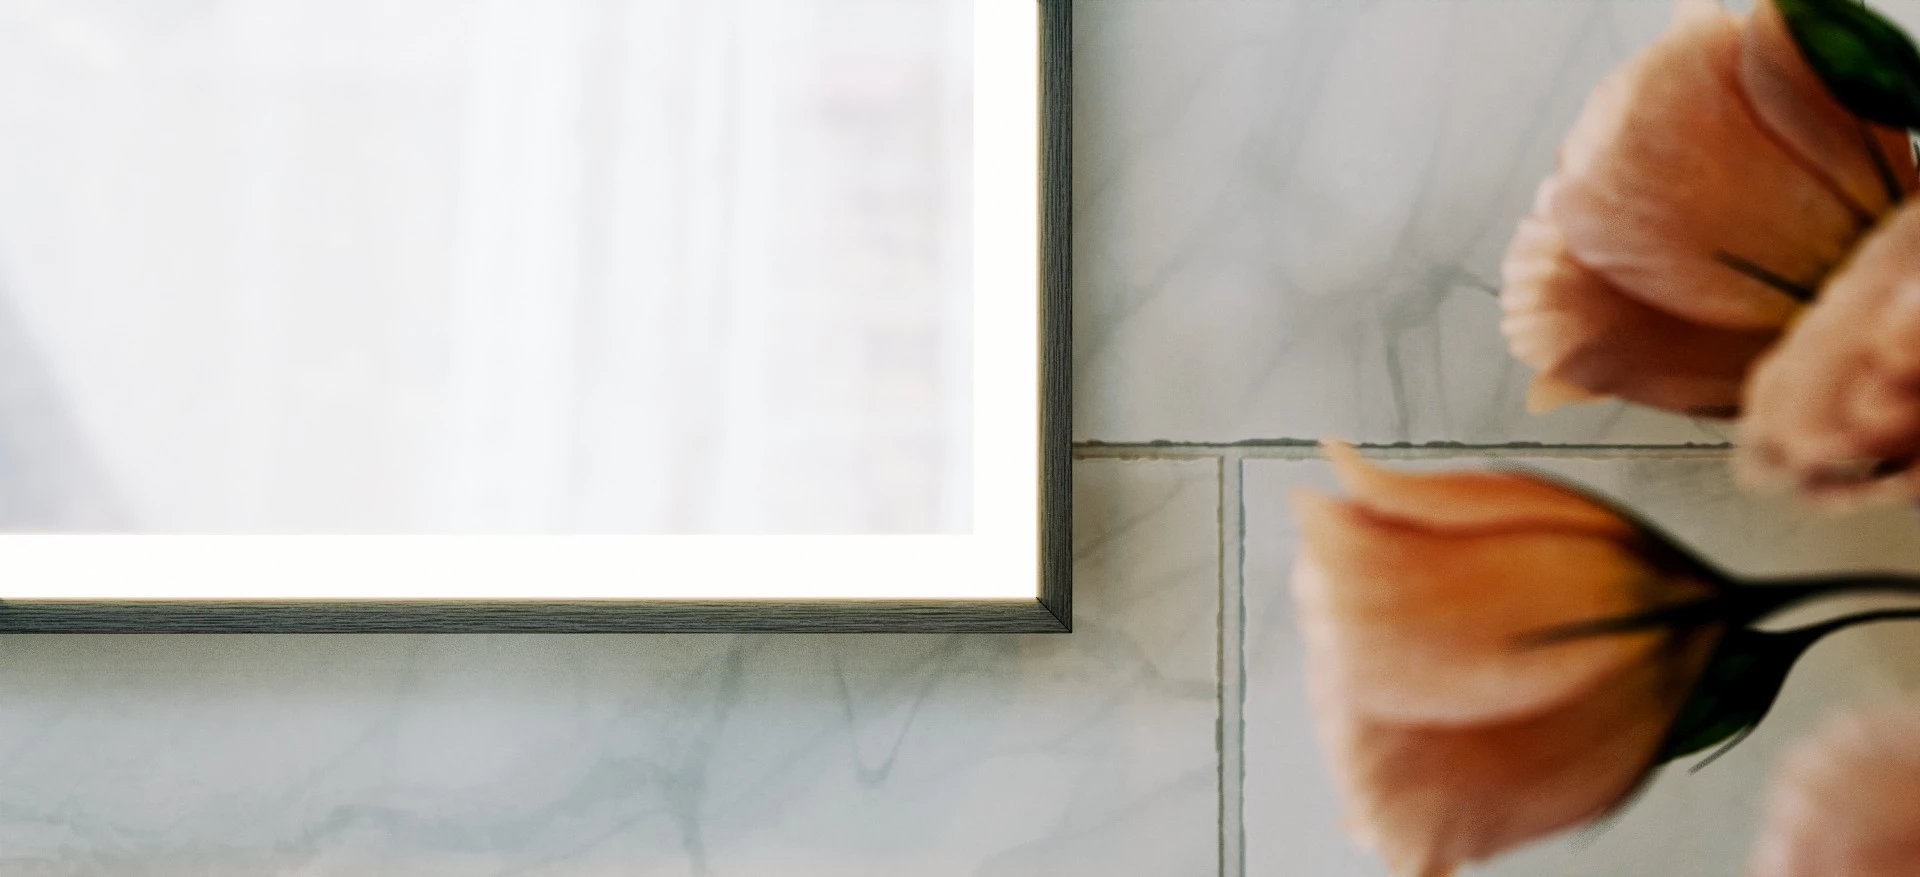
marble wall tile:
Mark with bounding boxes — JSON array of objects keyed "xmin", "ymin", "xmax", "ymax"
[
  {"xmin": 1242, "ymin": 453, "xmax": 1920, "ymax": 877},
  {"xmin": 1073, "ymin": 0, "xmax": 1912, "ymax": 446},
  {"xmin": 0, "ymin": 459, "xmax": 1219, "ymax": 876}
]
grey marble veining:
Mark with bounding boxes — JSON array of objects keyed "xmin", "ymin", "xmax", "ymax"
[
  {"xmin": 1240, "ymin": 454, "xmax": 1920, "ymax": 877},
  {"xmin": 0, "ymin": 459, "xmax": 1219, "ymax": 875},
  {"xmin": 1073, "ymin": 0, "xmax": 1838, "ymax": 445}
]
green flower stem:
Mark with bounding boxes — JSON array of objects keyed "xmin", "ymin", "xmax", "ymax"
[
  {"xmin": 1656, "ymin": 605, "xmax": 1920, "ymax": 768},
  {"xmin": 1776, "ymin": 604, "xmax": 1920, "ymax": 645},
  {"xmin": 1735, "ymin": 574, "xmax": 1920, "ymax": 625}
]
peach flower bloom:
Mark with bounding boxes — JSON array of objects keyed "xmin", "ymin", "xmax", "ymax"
[
  {"xmin": 1738, "ymin": 200, "xmax": 1920, "ymax": 509},
  {"xmin": 1290, "ymin": 445, "xmax": 1728, "ymax": 875},
  {"xmin": 1293, "ymin": 442, "xmax": 1720, "ymax": 877},
  {"xmin": 1501, "ymin": 0, "xmax": 1917, "ymax": 417},
  {"xmin": 1748, "ymin": 700, "xmax": 1920, "ymax": 877}
]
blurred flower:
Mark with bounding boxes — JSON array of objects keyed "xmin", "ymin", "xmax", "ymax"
[
  {"xmin": 1500, "ymin": 0, "xmax": 1916, "ymax": 417},
  {"xmin": 1748, "ymin": 700, "xmax": 1920, "ymax": 877},
  {"xmin": 1292, "ymin": 442, "xmax": 1722, "ymax": 876},
  {"xmin": 1737, "ymin": 200, "xmax": 1920, "ymax": 509}
]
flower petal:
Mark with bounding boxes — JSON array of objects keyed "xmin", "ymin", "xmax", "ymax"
[
  {"xmin": 1290, "ymin": 489, "xmax": 1687, "ymax": 724},
  {"xmin": 1748, "ymin": 701, "xmax": 1920, "ymax": 877},
  {"xmin": 1311, "ymin": 629, "xmax": 1714, "ymax": 877},
  {"xmin": 1543, "ymin": 0, "xmax": 1863, "ymax": 331},
  {"xmin": 1501, "ymin": 213, "xmax": 1782, "ymax": 417},
  {"xmin": 1320, "ymin": 440, "xmax": 1635, "ymax": 537},
  {"xmin": 1525, "ymin": 375, "xmax": 1604, "ymax": 414},
  {"xmin": 1737, "ymin": 201, "xmax": 1920, "ymax": 507}
]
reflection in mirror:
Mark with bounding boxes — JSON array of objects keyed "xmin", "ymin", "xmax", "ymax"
[{"xmin": 0, "ymin": 0, "xmax": 973, "ymax": 534}]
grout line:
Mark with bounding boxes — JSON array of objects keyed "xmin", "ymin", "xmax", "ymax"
[
  {"xmin": 1076, "ymin": 442, "xmax": 1733, "ymax": 461},
  {"xmin": 1076, "ymin": 438, "xmax": 1734, "ymax": 450},
  {"xmin": 1217, "ymin": 451, "xmax": 1246, "ymax": 877}
]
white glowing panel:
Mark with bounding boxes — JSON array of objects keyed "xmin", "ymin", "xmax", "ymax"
[{"xmin": 0, "ymin": 0, "xmax": 1039, "ymax": 599}]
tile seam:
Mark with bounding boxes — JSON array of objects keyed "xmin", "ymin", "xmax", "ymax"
[
  {"xmin": 1218, "ymin": 451, "xmax": 1246, "ymax": 877},
  {"xmin": 1078, "ymin": 443, "xmax": 1726, "ymax": 876},
  {"xmin": 1075, "ymin": 443, "xmax": 1734, "ymax": 461}
]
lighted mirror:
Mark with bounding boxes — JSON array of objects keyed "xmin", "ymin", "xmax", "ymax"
[{"xmin": 0, "ymin": 0, "xmax": 1069, "ymax": 631}]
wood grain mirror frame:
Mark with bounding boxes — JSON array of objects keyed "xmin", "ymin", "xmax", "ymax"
[{"xmin": 0, "ymin": 0, "xmax": 1071, "ymax": 634}]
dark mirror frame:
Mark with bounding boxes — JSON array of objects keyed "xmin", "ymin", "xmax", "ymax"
[{"xmin": 0, "ymin": 0, "xmax": 1072, "ymax": 634}]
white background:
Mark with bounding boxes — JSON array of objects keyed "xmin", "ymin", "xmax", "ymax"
[{"xmin": 0, "ymin": 0, "xmax": 975, "ymax": 535}]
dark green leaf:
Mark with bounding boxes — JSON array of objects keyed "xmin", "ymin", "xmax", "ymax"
[
  {"xmin": 1778, "ymin": 0, "xmax": 1920, "ymax": 129},
  {"xmin": 1654, "ymin": 628, "xmax": 1811, "ymax": 766},
  {"xmin": 1659, "ymin": 605, "xmax": 1920, "ymax": 767}
]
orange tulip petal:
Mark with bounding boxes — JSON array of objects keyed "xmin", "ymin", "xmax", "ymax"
[
  {"xmin": 1501, "ymin": 213, "xmax": 1781, "ymax": 417},
  {"xmin": 1739, "ymin": 0, "xmax": 1919, "ymax": 218},
  {"xmin": 1544, "ymin": 0, "xmax": 1861, "ymax": 332},
  {"xmin": 1290, "ymin": 490, "xmax": 1686, "ymax": 724},
  {"xmin": 1748, "ymin": 701, "xmax": 1920, "ymax": 877},
  {"xmin": 1320, "ymin": 440, "xmax": 1634, "ymax": 537},
  {"xmin": 1525, "ymin": 375, "xmax": 1604, "ymax": 414},
  {"xmin": 1312, "ymin": 630, "xmax": 1713, "ymax": 877}
]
